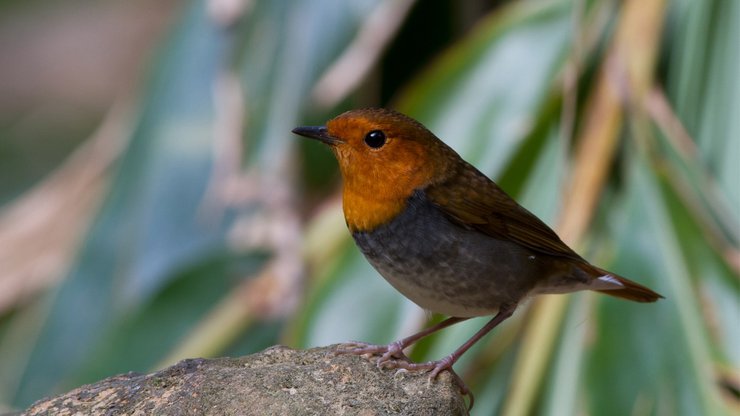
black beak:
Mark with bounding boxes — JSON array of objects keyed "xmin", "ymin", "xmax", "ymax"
[{"xmin": 291, "ymin": 126, "xmax": 343, "ymax": 145}]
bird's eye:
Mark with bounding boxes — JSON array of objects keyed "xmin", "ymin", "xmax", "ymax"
[{"xmin": 364, "ymin": 130, "xmax": 387, "ymax": 149}]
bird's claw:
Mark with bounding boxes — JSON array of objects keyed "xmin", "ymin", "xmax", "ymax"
[
  {"xmin": 335, "ymin": 343, "xmax": 474, "ymax": 409},
  {"xmin": 335, "ymin": 341, "xmax": 411, "ymax": 366},
  {"xmin": 381, "ymin": 356, "xmax": 474, "ymax": 410}
]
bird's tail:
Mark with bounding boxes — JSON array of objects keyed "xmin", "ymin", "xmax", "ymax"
[{"xmin": 583, "ymin": 264, "xmax": 663, "ymax": 303}]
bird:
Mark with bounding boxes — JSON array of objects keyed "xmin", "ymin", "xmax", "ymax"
[{"xmin": 292, "ymin": 108, "xmax": 662, "ymax": 406}]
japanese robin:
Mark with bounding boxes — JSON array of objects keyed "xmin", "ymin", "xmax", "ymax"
[{"xmin": 292, "ymin": 108, "xmax": 662, "ymax": 405}]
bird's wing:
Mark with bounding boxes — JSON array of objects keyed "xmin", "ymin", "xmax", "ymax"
[{"xmin": 425, "ymin": 163, "xmax": 583, "ymax": 261}]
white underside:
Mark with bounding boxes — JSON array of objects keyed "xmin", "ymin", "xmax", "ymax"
[{"xmin": 531, "ymin": 273, "xmax": 625, "ymax": 295}]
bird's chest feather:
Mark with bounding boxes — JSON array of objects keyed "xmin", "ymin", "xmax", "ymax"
[{"xmin": 351, "ymin": 191, "xmax": 545, "ymax": 317}]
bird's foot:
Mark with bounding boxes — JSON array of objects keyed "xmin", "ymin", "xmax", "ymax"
[
  {"xmin": 336, "ymin": 343, "xmax": 473, "ymax": 409},
  {"xmin": 335, "ymin": 341, "xmax": 412, "ymax": 368},
  {"xmin": 385, "ymin": 355, "xmax": 474, "ymax": 409}
]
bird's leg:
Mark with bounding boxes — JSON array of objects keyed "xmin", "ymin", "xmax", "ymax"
[
  {"xmin": 390, "ymin": 304, "xmax": 515, "ymax": 375},
  {"xmin": 388, "ymin": 303, "xmax": 517, "ymax": 407},
  {"xmin": 337, "ymin": 316, "xmax": 469, "ymax": 366}
]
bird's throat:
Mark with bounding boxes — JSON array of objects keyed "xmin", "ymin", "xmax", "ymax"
[{"xmin": 342, "ymin": 185, "xmax": 409, "ymax": 233}]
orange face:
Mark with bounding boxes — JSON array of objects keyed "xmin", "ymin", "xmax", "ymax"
[{"xmin": 294, "ymin": 108, "xmax": 455, "ymax": 232}]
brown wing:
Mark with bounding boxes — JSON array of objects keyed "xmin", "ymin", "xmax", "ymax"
[{"xmin": 425, "ymin": 161, "xmax": 583, "ymax": 261}]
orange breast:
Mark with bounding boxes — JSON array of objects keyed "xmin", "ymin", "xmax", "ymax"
[{"xmin": 342, "ymin": 186, "xmax": 408, "ymax": 232}]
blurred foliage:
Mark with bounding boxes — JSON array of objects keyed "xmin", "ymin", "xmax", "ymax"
[{"xmin": 0, "ymin": 0, "xmax": 738, "ymax": 414}]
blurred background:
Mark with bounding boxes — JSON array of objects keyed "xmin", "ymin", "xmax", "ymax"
[{"xmin": 0, "ymin": 0, "xmax": 738, "ymax": 414}]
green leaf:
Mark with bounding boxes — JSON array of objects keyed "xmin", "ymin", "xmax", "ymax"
[
  {"xmin": 71, "ymin": 253, "xmax": 266, "ymax": 384},
  {"xmin": 9, "ymin": 1, "xmax": 233, "ymax": 406},
  {"xmin": 397, "ymin": 0, "xmax": 573, "ymax": 178},
  {"xmin": 585, "ymin": 150, "xmax": 727, "ymax": 416}
]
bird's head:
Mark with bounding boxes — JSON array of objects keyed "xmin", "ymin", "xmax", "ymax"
[{"xmin": 293, "ymin": 108, "xmax": 457, "ymax": 231}]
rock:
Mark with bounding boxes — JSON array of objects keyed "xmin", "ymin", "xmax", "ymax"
[{"xmin": 21, "ymin": 344, "xmax": 467, "ymax": 415}]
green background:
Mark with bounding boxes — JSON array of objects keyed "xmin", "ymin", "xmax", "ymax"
[{"xmin": 0, "ymin": 0, "xmax": 737, "ymax": 414}]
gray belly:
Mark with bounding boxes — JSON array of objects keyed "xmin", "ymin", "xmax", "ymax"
[{"xmin": 351, "ymin": 191, "xmax": 551, "ymax": 317}]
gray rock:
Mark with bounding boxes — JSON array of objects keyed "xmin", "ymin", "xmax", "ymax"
[{"xmin": 21, "ymin": 344, "xmax": 467, "ymax": 415}]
